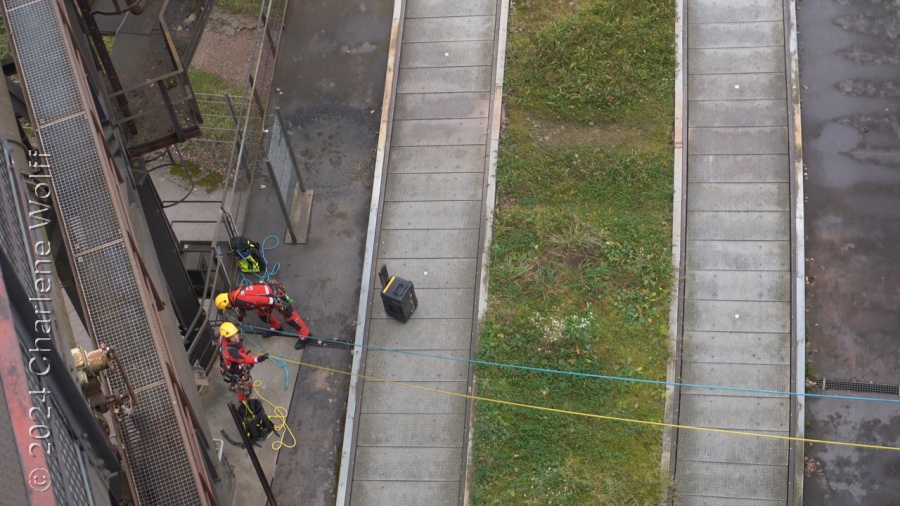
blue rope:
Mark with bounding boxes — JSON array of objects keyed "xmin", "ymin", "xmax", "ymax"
[
  {"xmin": 239, "ymin": 325, "xmax": 290, "ymax": 389},
  {"xmin": 242, "ymin": 323, "xmax": 900, "ymax": 406}
]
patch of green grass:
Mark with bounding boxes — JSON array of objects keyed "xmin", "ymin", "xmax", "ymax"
[
  {"xmin": 188, "ymin": 69, "xmax": 241, "ymax": 96},
  {"xmin": 217, "ymin": 0, "xmax": 263, "ymax": 18},
  {"xmin": 102, "ymin": 35, "xmax": 115, "ymax": 55},
  {"xmin": 188, "ymin": 69, "xmax": 243, "ymax": 142},
  {"xmin": 473, "ymin": 0, "xmax": 676, "ymax": 504},
  {"xmin": 0, "ymin": 18, "xmax": 11, "ymax": 61},
  {"xmin": 505, "ymin": 0, "xmax": 676, "ymax": 126},
  {"xmin": 170, "ymin": 159, "xmax": 224, "ymax": 193}
]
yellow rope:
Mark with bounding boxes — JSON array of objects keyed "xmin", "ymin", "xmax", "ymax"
[
  {"xmin": 252, "ymin": 380, "xmax": 296, "ymax": 450},
  {"xmin": 272, "ymin": 357, "xmax": 900, "ymax": 452}
]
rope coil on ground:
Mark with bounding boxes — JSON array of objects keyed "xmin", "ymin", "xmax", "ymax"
[{"xmin": 252, "ymin": 380, "xmax": 296, "ymax": 451}]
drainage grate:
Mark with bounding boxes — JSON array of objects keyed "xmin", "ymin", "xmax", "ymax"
[{"xmin": 813, "ymin": 378, "xmax": 900, "ymax": 396}]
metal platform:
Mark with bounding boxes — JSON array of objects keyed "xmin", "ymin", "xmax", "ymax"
[
  {"xmin": 666, "ymin": 0, "xmax": 803, "ymax": 503},
  {"xmin": 337, "ymin": 0, "xmax": 507, "ymax": 504}
]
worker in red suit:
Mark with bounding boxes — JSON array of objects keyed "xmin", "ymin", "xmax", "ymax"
[
  {"xmin": 218, "ymin": 322, "xmax": 267, "ymax": 402},
  {"xmin": 216, "ymin": 280, "xmax": 310, "ymax": 349}
]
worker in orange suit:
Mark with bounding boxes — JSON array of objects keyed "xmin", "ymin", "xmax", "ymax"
[
  {"xmin": 216, "ymin": 281, "xmax": 310, "ymax": 349},
  {"xmin": 218, "ymin": 322, "xmax": 267, "ymax": 402}
]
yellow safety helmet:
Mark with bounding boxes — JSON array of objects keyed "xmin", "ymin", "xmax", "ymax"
[
  {"xmin": 215, "ymin": 293, "xmax": 231, "ymax": 311},
  {"xmin": 219, "ymin": 322, "xmax": 239, "ymax": 339}
]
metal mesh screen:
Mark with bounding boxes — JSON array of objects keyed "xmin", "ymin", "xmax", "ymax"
[
  {"xmin": 73, "ymin": 242, "xmax": 162, "ymax": 390},
  {"xmin": 118, "ymin": 383, "xmax": 200, "ymax": 506},
  {"xmin": 38, "ymin": 115, "xmax": 122, "ymax": 253},
  {"xmin": 22, "ymin": 347, "xmax": 91, "ymax": 506},
  {"xmin": 4, "ymin": 0, "xmax": 81, "ymax": 125},
  {"xmin": 266, "ymin": 110, "xmax": 298, "ymax": 207},
  {"xmin": 814, "ymin": 378, "xmax": 899, "ymax": 396},
  {"xmin": 0, "ymin": 141, "xmax": 35, "ymax": 299}
]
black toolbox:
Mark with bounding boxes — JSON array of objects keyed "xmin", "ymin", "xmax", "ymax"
[{"xmin": 378, "ymin": 265, "xmax": 417, "ymax": 323}]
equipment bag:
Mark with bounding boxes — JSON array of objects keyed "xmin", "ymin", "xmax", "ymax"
[
  {"xmin": 228, "ymin": 236, "xmax": 267, "ymax": 274},
  {"xmin": 238, "ymin": 399, "xmax": 275, "ymax": 442}
]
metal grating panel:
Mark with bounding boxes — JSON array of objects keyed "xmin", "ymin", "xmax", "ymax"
[
  {"xmin": 687, "ymin": 182, "xmax": 789, "ymax": 211},
  {"xmin": 5, "ymin": 1, "xmax": 82, "ymax": 125},
  {"xmin": 377, "ymin": 229, "xmax": 479, "ymax": 258},
  {"xmin": 674, "ymin": 497, "xmax": 784, "ymax": 506},
  {"xmin": 22, "ymin": 351, "xmax": 65, "ymax": 506},
  {"xmin": 682, "ymin": 299, "xmax": 790, "ymax": 333},
  {"xmin": 686, "ymin": 0, "xmax": 783, "ymax": 23},
  {"xmin": 359, "ymin": 381, "xmax": 466, "ymax": 414},
  {"xmin": 384, "ymin": 172, "xmax": 483, "ymax": 201},
  {"xmin": 74, "ymin": 242, "xmax": 162, "ymax": 390},
  {"xmin": 688, "ymin": 154, "xmax": 789, "ymax": 183},
  {"xmin": 687, "ymin": 21, "xmax": 784, "ymax": 48},
  {"xmin": 368, "ymin": 318, "xmax": 473, "ymax": 350},
  {"xmin": 391, "ymin": 118, "xmax": 488, "ymax": 147},
  {"xmin": 394, "ymin": 92, "xmax": 490, "ymax": 120},
  {"xmin": 364, "ymin": 349, "xmax": 469, "ymax": 382},
  {"xmin": 684, "ymin": 270, "xmax": 790, "ymax": 302},
  {"xmin": 388, "ymin": 145, "xmax": 486, "ymax": 173},
  {"xmin": 678, "ymin": 394, "xmax": 790, "ymax": 430},
  {"xmin": 357, "ymin": 414, "xmax": 465, "ymax": 447},
  {"xmin": 0, "ymin": 145, "xmax": 34, "ymax": 299},
  {"xmin": 680, "ymin": 363, "xmax": 790, "ymax": 397},
  {"xmin": 397, "ymin": 67, "xmax": 492, "ymax": 94},
  {"xmin": 688, "ymin": 47, "xmax": 786, "ymax": 74},
  {"xmin": 682, "ymin": 331, "xmax": 790, "ymax": 365},
  {"xmin": 353, "ymin": 446, "xmax": 462, "ymax": 481},
  {"xmin": 38, "ymin": 115, "xmax": 121, "ymax": 253},
  {"xmin": 265, "ymin": 111, "xmax": 298, "ymax": 211},
  {"xmin": 685, "ymin": 239, "xmax": 789, "ymax": 270},
  {"xmin": 350, "ymin": 480, "xmax": 458, "ymax": 506},
  {"xmin": 677, "ymin": 430, "xmax": 788, "ymax": 466},
  {"xmin": 400, "ymin": 41, "xmax": 494, "ymax": 68},
  {"xmin": 686, "ymin": 211, "xmax": 789, "ymax": 240},
  {"xmin": 121, "ymin": 384, "xmax": 200, "ymax": 506},
  {"xmin": 688, "ymin": 126, "xmax": 789, "ymax": 155},
  {"xmin": 406, "ymin": 0, "xmax": 495, "ymax": 18},
  {"xmin": 689, "ymin": 99, "xmax": 788, "ymax": 127},
  {"xmin": 380, "ymin": 201, "xmax": 482, "ymax": 229},
  {"xmin": 688, "ymin": 74, "xmax": 787, "ymax": 101},
  {"xmin": 815, "ymin": 379, "xmax": 900, "ymax": 395},
  {"xmin": 0, "ymin": 367, "xmax": 27, "ymax": 506},
  {"xmin": 403, "ymin": 16, "xmax": 495, "ymax": 43},
  {"xmin": 675, "ymin": 460, "xmax": 788, "ymax": 500}
]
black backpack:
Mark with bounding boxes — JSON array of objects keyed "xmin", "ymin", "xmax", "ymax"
[
  {"xmin": 238, "ymin": 399, "xmax": 275, "ymax": 443},
  {"xmin": 228, "ymin": 236, "xmax": 267, "ymax": 274}
]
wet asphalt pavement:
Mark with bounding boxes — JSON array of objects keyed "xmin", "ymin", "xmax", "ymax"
[
  {"xmin": 798, "ymin": 0, "xmax": 900, "ymax": 502},
  {"xmin": 239, "ymin": 0, "xmax": 392, "ymax": 503}
]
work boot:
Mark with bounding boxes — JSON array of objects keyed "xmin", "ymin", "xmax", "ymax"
[
  {"xmin": 262, "ymin": 329, "xmax": 277, "ymax": 338},
  {"xmin": 294, "ymin": 338, "xmax": 307, "ymax": 350}
]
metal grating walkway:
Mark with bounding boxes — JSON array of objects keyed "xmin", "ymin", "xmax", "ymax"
[
  {"xmin": 2, "ymin": 1, "xmax": 209, "ymax": 503},
  {"xmin": 338, "ymin": 0, "xmax": 507, "ymax": 504},
  {"xmin": 670, "ymin": 0, "xmax": 801, "ymax": 503}
]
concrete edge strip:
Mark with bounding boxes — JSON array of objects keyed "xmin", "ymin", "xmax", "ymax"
[
  {"xmin": 661, "ymin": 0, "xmax": 685, "ymax": 502},
  {"xmin": 786, "ymin": 0, "xmax": 806, "ymax": 502},
  {"xmin": 335, "ymin": 0, "xmax": 404, "ymax": 503},
  {"xmin": 465, "ymin": 2, "xmax": 511, "ymax": 505}
]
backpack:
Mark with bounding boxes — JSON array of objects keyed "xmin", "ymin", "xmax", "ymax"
[
  {"xmin": 238, "ymin": 399, "xmax": 275, "ymax": 443},
  {"xmin": 228, "ymin": 236, "xmax": 267, "ymax": 274}
]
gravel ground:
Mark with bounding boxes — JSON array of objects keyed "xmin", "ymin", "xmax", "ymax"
[{"xmin": 190, "ymin": 7, "xmax": 256, "ymax": 90}]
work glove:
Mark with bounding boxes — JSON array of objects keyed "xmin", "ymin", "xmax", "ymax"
[{"xmin": 258, "ymin": 354, "xmax": 269, "ymax": 363}]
